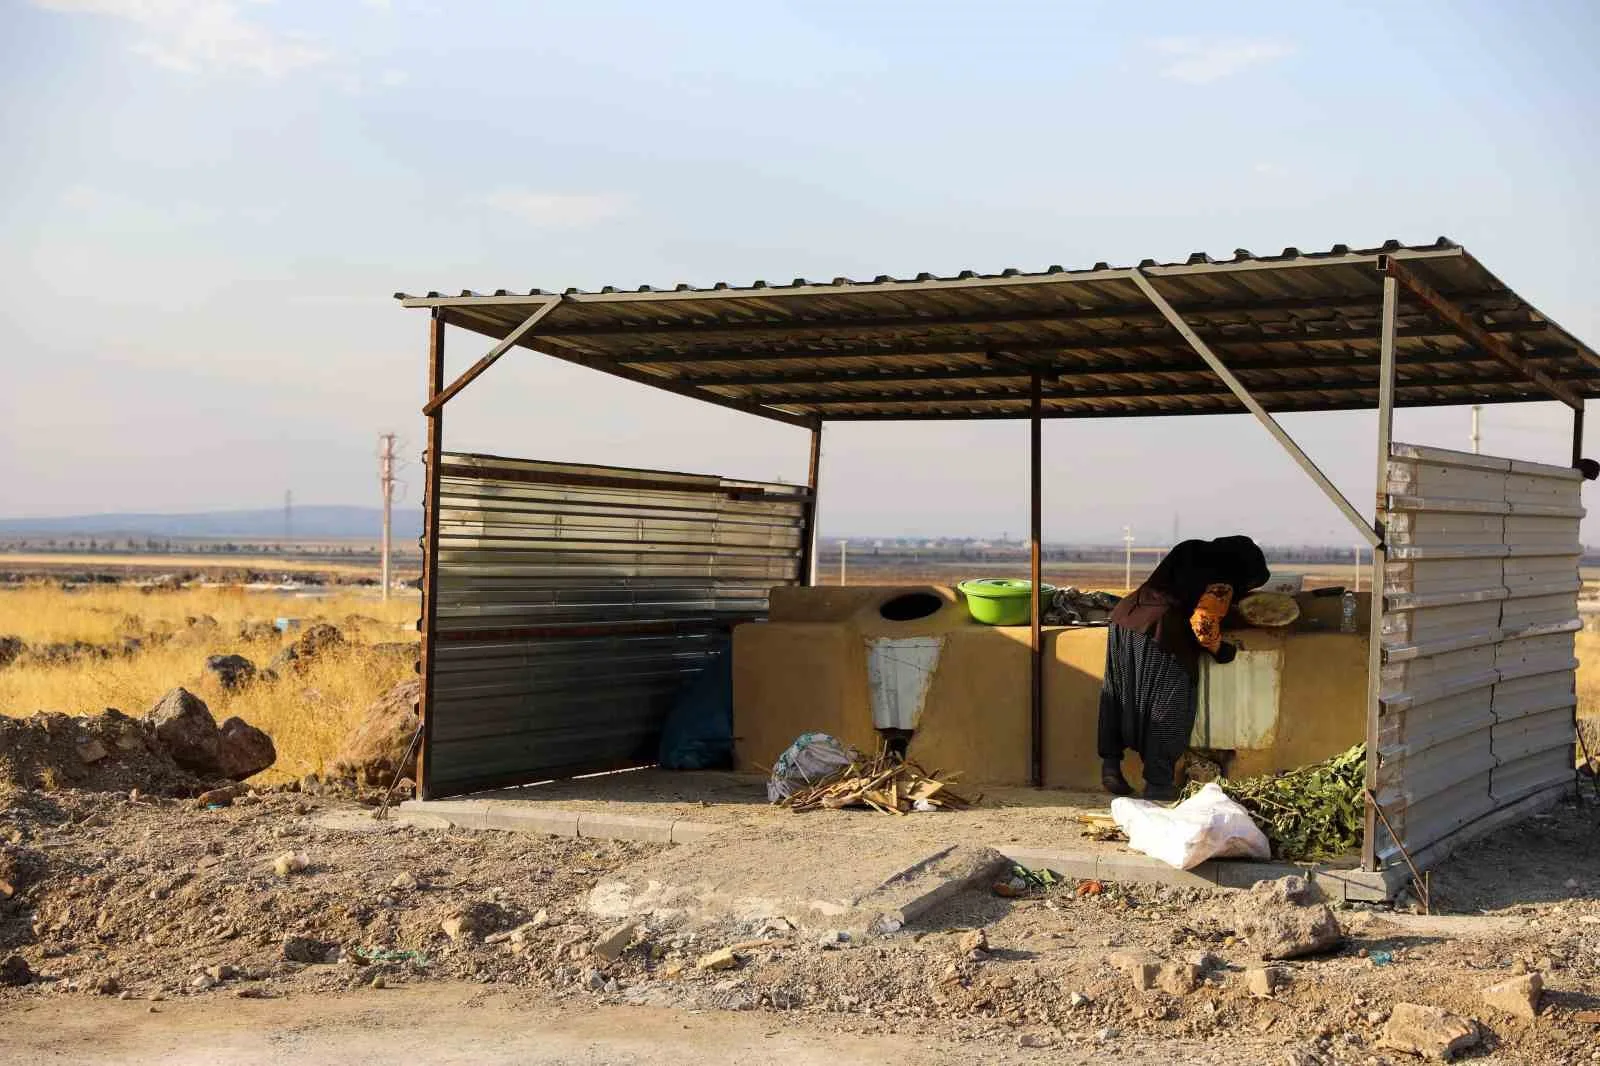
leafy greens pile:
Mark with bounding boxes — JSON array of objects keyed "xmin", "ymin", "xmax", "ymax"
[{"xmin": 1183, "ymin": 743, "xmax": 1367, "ymax": 861}]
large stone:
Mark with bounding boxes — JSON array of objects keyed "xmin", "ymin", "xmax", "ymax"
[
  {"xmin": 329, "ymin": 678, "xmax": 421, "ymax": 787},
  {"xmin": 591, "ymin": 922, "xmax": 637, "ymax": 964},
  {"xmin": 1157, "ymin": 961, "xmax": 1201, "ymax": 995},
  {"xmin": 1230, "ymin": 875, "xmax": 1344, "ymax": 960},
  {"xmin": 281, "ymin": 935, "xmax": 334, "ymax": 964},
  {"xmin": 1480, "ymin": 972, "xmax": 1542, "ymax": 1019},
  {"xmin": 217, "ymin": 717, "xmax": 275, "ymax": 779},
  {"xmin": 268, "ymin": 623, "xmax": 346, "ymax": 677},
  {"xmin": 145, "ymin": 688, "xmax": 222, "ymax": 775},
  {"xmin": 1245, "ymin": 966, "xmax": 1283, "ymax": 998},
  {"xmin": 0, "ymin": 954, "xmax": 32, "ymax": 986},
  {"xmin": 1380, "ymin": 1003, "xmax": 1480, "ymax": 1061},
  {"xmin": 204, "ymin": 654, "xmax": 257, "ymax": 691}
]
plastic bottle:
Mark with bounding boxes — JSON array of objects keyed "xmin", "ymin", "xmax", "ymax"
[{"xmin": 1340, "ymin": 590, "xmax": 1358, "ymax": 633}]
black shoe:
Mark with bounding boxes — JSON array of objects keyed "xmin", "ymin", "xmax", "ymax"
[
  {"xmin": 1143, "ymin": 781, "xmax": 1180, "ymax": 802},
  {"xmin": 1101, "ymin": 762, "xmax": 1133, "ymax": 797}
]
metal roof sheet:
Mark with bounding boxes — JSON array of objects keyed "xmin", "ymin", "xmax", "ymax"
[{"xmin": 397, "ymin": 239, "xmax": 1600, "ymax": 425}]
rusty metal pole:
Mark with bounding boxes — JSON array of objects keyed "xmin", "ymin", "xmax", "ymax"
[
  {"xmin": 1030, "ymin": 371, "xmax": 1044, "ymax": 787},
  {"xmin": 799, "ymin": 424, "xmax": 823, "ymax": 586},
  {"xmin": 417, "ymin": 309, "xmax": 446, "ymax": 799}
]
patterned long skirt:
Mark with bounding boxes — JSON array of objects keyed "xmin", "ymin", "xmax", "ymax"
[{"xmin": 1096, "ymin": 626, "xmax": 1196, "ymax": 786}]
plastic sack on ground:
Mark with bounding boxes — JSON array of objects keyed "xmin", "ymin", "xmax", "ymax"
[
  {"xmin": 1110, "ymin": 782, "xmax": 1270, "ymax": 869},
  {"xmin": 766, "ymin": 732, "xmax": 855, "ymax": 803}
]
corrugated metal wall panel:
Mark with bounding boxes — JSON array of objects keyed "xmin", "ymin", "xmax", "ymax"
[
  {"xmin": 1374, "ymin": 443, "xmax": 1582, "ymax": 868},
  {"xmin": 422, "ymin": 452, "xmax": 808, "ymax": 797}
]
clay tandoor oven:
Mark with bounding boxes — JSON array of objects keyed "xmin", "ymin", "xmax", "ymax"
[{"xmin": 398, "ymin": 238, "xmax": 1600, "ymax": 878}]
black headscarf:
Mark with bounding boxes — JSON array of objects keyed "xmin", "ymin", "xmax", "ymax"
[
  {"xmin": 1209, "ymin": 535, "xmax": 1271, "ymax": 596},
  {"xmin": 1144, "ymin": 535, "xmax": 1270, "ymax": 610}
]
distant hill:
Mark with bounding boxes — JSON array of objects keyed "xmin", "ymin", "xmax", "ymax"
[{"xmin": 0, "ymin": 506, "xmax": 423, "ymax": 540}]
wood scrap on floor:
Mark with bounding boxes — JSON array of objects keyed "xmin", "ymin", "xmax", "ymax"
[
  {"xmin": 1074, "ymin": 811, "xmax": 1127, "ymax": 843},
  {"xmin": 776, "ymin": 745, "xmax": 975, "ymax": 814}
]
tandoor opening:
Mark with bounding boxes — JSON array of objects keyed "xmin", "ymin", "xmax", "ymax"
[{"xmin": 879, "ymin": 591, "xmax": 943, "ymax": 622}]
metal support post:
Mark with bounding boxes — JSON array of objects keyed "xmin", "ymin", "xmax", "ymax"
[
  {"xmin": 1029, "ymin": 371, "xmax": 1045, "ymax": 788},
  {"xmin": 1362, "ymin": 275, "xmax": 1399, "ymax": 871},
  {"xmin": 417, "ymin": 310, "xmax": 446, "ymax": 798},
  {"xmin": 1572, "ymin": 402, "xmax": 1585, "ymax": 468},
  {"xmin": 1130, "ymin": 270, "xmax": 1380, "ymax": 547},
  {"xmin": 799, "ymin": 426, "xmax": 823, "ymax": 586}
]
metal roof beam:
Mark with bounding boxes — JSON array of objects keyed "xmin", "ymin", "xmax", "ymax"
[
  {"xmin": 1131, "ymin": 270, "xmax": 1380, "ymax": 546},
  {"xmin": 821, "ymin": 389, "xmax": 1551, "ymax": 421},
  {"xmin": 568, "ymin": 319, "xmax": 1551, "ymax": 367},
  {"xmin": 720, "ymin": 348, "xmax": 1583, "ymax": 396},
  {"xmin": 531, "ymin": 289, "xmax": 1519, "ymax": 343},
  {"xmin": 770, "ymin": 370, "xmax": 1587, "ymax": 410},
  {"xmin": 1381, "ymin": 255, "xmax": 1582, "ymax": 410}
]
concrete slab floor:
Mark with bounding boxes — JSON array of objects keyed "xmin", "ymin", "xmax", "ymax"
[{"xmin": 399, "ymin": 768, "xmax": 1395, "ymax": 901}]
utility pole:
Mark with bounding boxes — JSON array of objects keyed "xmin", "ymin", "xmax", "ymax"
[
  {"xmin": 379, "ymin": 432, "xmax": 396, "ymax": 603},
  {"xmin": 1122, "ymin": 526, "xmax": 1134, "ymax": 591},
  {"xmin": 284, "ymin": 490, "xmax": 293, "ymax": 543},
  {"xmin": 838, "ymin": 539, "xmax": 847, "ymax": 586},
  {"xmin": 1353, "ymin": 545, "xmax": 1362, "ymax": 592},
  {"xmin": 1471, "ymin": 405, "xmax": 1482, "ymax": 454}
]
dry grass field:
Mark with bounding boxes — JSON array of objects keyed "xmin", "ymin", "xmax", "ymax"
[{"xmin": 0, "ymin": 584, "xmax": 419, "ymax": 783}]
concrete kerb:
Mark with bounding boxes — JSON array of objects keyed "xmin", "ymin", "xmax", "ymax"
[{"xmin": 398, "ymin": 799, "xmax": 1401, "ymax": 901}]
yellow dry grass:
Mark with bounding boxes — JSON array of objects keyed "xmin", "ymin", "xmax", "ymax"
[
  {"xmin": 0, "ymin": 551, "xmax": 398, "ymax": 576},
  {"xmin": 0, "ymin": 585, "xmax": 420, "ymax": 783}
]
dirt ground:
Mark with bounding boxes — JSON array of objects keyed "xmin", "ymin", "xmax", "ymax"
[{"xmin": 3, "ymin": 784, "xmax": 1599, "ymax": 1065}]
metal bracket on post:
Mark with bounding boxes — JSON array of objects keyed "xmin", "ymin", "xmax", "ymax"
[
  {"xmin": 421, "ymin": 297, "xmax": 566, "ymax": 416},
  {"xmin": 1129, "ymin": 270, "xmax": 1380, "ymax": 547}
]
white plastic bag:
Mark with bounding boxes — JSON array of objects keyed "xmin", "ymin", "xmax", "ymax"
[
  {"xmin": 766, "ymin": 732, "xmax": 856, "ymax": 802},
  {"xmin": 1109, "ymin": 782, "xmax": 1270, "ymax": 869}
]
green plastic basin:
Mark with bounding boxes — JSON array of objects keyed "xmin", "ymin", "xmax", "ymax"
[{"xmin": 957, "ymin": 578, "xmax": 1055, "ymax": 626}]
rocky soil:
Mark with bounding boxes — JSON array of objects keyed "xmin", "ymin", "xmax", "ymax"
[{"xmin": 1, "ymin": 783, "xmax": 1597, "ymax": 1064}]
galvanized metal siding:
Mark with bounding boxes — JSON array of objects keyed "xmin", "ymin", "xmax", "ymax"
[
  {"xmin": 424, "ymin": 452, "xmax": 807, "ymax": 797},
  {"xmin": 1375, "ymin": 443, "xmax": 1582, "ymax": 867}
]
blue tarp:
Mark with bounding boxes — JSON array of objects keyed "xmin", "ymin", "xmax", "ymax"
[{"xmin": 658, "ymin": 645, "xmax": 733, "ymax": 770}]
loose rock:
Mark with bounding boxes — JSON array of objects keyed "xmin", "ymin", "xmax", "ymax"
[
  {"xmin": 272, "ymin": 851, "xmax": 309, "ymax": 878},
  {"xmin": 1229, "ymin": 876, "xmax": 1344, "ymax": 960},
  {"xmin": 1157, "ymin": 961, "xmax": 1201, "ymax": 995},
  {"xmin": 0, "ymin": 954, "xmax": 33, "ymax": 986},
  {"xmin": 204, "ymin": 654, "xmax": 257, "ymax": 691},
  {"xmin": 1246, "ymin": 966, "xmax": 1284, "ymax": 998},
  {"xmin": 1380, "ymin": 1003, "xmax": 1480, "ymax": 1061},
  {"xmin": 697, "ymin": 947, "xmax": 740, "ymax": 972},
  {"xmin": 281, "ymin": 935, "xmax": 334, "ymax": 964},
  {"xmin": 591, "ymin": 921, "xmax": 637, "ymax": 964},
  {"xmin": 1480, "ymin": 972, "xmax": 1542, "ymax": 1019}
]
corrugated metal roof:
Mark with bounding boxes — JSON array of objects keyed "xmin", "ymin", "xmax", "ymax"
[{"xmin": 397, "ymin": 239, "xmax": 1600, "ymax": 424}]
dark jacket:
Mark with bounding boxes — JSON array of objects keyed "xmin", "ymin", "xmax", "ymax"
[{"xmin": 1108, "ymin": 536, "xmax": 1270, "ymax": 675}]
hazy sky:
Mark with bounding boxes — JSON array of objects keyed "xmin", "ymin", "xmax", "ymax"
[{"xmin": 3, "ymin": 1, "xmax": 1598, "ymax": 545}]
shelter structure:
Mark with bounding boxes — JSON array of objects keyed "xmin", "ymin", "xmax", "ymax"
[{"xmin": 398, "ymin": 238, "xmax": 1600, "ymax": 877}]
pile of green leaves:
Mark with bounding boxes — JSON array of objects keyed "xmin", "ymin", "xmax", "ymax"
[{"xmin": 1182, "ymin": 744, "xmax": 1367, "ymax": 861}]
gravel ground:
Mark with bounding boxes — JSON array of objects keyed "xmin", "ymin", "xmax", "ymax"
[{"xmin": 2, "ymin": 785, "xmax": 1598, "ymax": 1066}]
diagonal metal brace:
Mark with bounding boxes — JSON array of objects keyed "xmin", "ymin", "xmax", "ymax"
[
  {"xmin": 1380, "ymin": 255, "xmax": 1582, "ymax": 410},
  {"xmin": 422, "ymin": 297, "xmax": 566, "ymax": 415},
  {"xmin": 1130, "ymin": 269, "xmax": 1381, "ymax": 547}
]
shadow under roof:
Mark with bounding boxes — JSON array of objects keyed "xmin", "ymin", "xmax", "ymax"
[{"xmin": 397, "ymin": 239, "xmax": 1600, "ymax": 426}]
